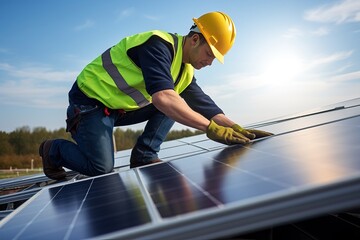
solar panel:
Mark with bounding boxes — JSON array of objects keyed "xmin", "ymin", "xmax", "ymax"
[
  {"xmin": 1, "ymin": 99, "xmax": 359, "ymax": 239},
  {"xmin": 0, "ymin": 171, "xmax": 151, "ymax": 239}
]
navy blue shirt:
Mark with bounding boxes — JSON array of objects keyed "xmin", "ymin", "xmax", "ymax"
[{"xmin": 69, "ymin": 35, "xmax": 223, "ymax": 120}]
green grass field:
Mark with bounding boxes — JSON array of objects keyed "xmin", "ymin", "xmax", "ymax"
[{"xmin": 0, "ymin": 169, "xmax": 43, "ymax": 179}]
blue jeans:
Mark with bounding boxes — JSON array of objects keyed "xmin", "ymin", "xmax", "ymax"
[{"xmin": 49, "ymin": 103, "xmax": 174, "ymax": 176}]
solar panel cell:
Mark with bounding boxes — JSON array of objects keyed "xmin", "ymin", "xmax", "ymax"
[{"xmin": 139, "ymin": 164, "xmax": 218, "ymax": 218}]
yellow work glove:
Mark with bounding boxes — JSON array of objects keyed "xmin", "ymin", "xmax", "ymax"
[
  {"xmin": 231, "ymin": 124, "xmax": 256, "ymax": 140},
  {"xmin": 232, "ymin": 124, "xmax": 273, "ymax": 139},
  {"xmin": 206, "ymin": 120, "xmax": 251, "ymax": 145}
]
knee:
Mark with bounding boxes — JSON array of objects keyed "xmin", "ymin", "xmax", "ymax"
[{"xmin": 88, "ymin": 164, "xmax": 114, "ymax": 176}]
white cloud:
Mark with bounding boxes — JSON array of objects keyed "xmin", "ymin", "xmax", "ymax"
[
  {"xmin": 304, "ymin": 0, "xmax": 360, "ymax": 24},
  {"xmin": 144, "ymin": 15, "xmax": 160, "ymax": 21},
  {"xmin": 0, "ymin": 63, "xmax": 77, "ymax": 108},
  {"xmin": 311, "ymin": 27, "xmax": 330, "ymax": 36},
  {"xmin": 0, "ymin": 62, "xmax": 12, "ymax": 71},
  {"xmin": 282, "ymin": 26, "xmax": 329, "ymax": 39},
  {"xmin": 0, "ymin": 81, "xmax": 69, "ymax": 109},
  {"xmin": 74, "ymin": 19, "xmax": 95, "ymax": 31},
  {"xmin": 119, "ymin": 8, "xmax": 134, "ymax": 18},
  {"xmin": 116, "ymin": 9, "xmax": 159, "ymax": 21},
  {"xmin": 331, "ymin": 63, "xmax": 353, "ymax": 74},
  {"xmin": 0, "ymin": 63, "xmax": 77, "ymax": 82},
  {"xmin": 282, "ymin": 28, "xmax": 303, "ymax": 39},
  {"xmin": 327, "ymin": 70, "xmax": 360, "ymax": 82},
  {"xmin": 202, "ymin": 73, "xmax": 265, "ymax": 99},
  {"xmin": 307, "ymin": 51, "xmax": 353, "ymax": 69}
]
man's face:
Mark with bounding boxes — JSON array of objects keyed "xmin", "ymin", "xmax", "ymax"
[{"xmin": 189, "ymin": 35, "xmax": 215, "ymax": 70}]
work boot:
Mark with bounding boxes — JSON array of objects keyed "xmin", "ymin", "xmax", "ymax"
[
  {"xmin": 130, "ymin": 158, "xmax": 163, "ymax": 168},
  {"xmin": 39, "ymin": 140, "xmax": 67, "ymax": 180}
]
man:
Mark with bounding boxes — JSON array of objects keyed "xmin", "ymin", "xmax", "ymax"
[{"xmin": 39, "ymin": 11, "xmax": 272, "ymax": 180}]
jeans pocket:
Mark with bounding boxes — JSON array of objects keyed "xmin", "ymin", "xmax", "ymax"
[
  {"xmin": 66, "ymin": 104, "xmax": 99, "ymax": 134},
  {"xmin": 78, "ymin": 104, "xmax": 99, "ymax": 116},
  {"xmin": 66, "ymin": 105, "xmax": 80, "ymax": 134}
]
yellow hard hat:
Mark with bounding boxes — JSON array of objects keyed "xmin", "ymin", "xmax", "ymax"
[{"xmin": 193, "ymin": 11, "xmax": 236, "ymax": 63}]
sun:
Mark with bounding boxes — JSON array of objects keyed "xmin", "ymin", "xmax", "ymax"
[{"xmin": 261, "ymin": 49, "xmax": 305, "ymax": 85}]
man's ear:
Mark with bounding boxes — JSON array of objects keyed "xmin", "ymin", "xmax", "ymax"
[
  {"xmin": 192, "ymin": 34, "xmax": 200, "ymax": 47},
  {"xmin": 194, "ymin": 40, "xmax": 200, "ymax": 47}
]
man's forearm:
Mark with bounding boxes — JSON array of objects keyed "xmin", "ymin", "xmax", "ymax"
[
  {"xmin": 152, "ymin": 90, "xmax": 210, "ymax": 131},
  {"xmin": 211, "ymin": 113, "xmax": 236, "ymax": 127}
]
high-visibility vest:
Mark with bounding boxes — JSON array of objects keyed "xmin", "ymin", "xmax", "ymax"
[{"xmin": 77, "ymin": 30, "xmax": 194, "ymax": 111}]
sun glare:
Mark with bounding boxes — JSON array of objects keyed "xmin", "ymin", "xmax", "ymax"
[{"xmin": 261, "ymin": 50, "xmax": 305, "ymax": 85}]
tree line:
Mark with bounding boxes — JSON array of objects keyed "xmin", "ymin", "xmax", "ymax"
[{"xmin": 0, "ymin": 126, "xmax": 203, "ymax": 169}]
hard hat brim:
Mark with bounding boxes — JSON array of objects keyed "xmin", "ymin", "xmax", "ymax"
[
  {"xmin": 193, "ymin": 17, "xmax": 225, "ymax": 64},
  {"xmin": 209, "ymin": 45, "xmax": 224, "ymax": 64}
]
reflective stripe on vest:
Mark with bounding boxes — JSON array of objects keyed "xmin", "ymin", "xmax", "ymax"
[
  {"xmin": 101, "ymin": 34, "xmax": 179, "ymax": 108},
  {"xmin": 101, "ymin": 48, "xmax": 149, "ymax": 108}
]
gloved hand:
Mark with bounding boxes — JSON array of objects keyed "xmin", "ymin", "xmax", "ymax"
[
  {"xmin": 232, "ymin": 124, "xmax": 273, "ymax": 139},
  {"xmin": 206, "ymin": 120, "xmax": 251, "ymax": 145},
  {"xmin": 245, "ymin": 129, "xmax": 274, "ymax": 139},
  {"xmin": 231, "ymin": 124, "xmax": 256, "ymax": 140}
]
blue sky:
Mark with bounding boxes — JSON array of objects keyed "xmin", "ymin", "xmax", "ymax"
[{"xmin": 0, "ymin": 0, "xmax": 359, "ymax": 132}]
